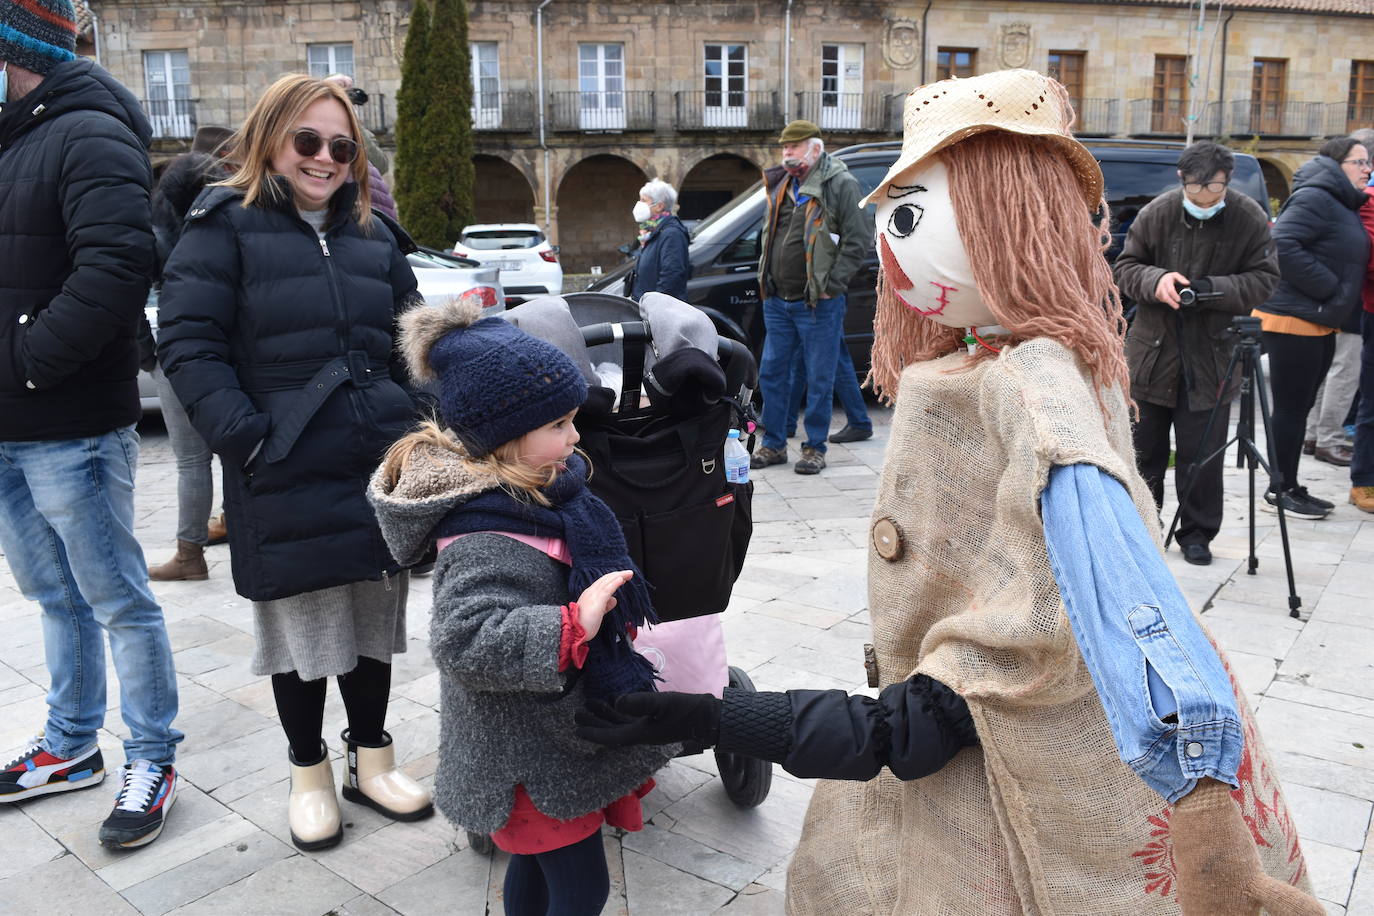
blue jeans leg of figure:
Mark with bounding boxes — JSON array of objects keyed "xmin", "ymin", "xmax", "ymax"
[
  {"xmin": 759, "ymin": 295, "xmax": 845, "ymax": 452},
  {"xmin": 0, "ymin": 427, "xmax": 182, "ymax": 765},
  {"xmin": 783, "ymin": 300, "xmax": 872, "ymax": 439}
]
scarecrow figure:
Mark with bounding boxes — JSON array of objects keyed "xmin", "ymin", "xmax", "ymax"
[{"xmin": 577, "ymin": 70, "xmax": 1320, "ymax": 916}]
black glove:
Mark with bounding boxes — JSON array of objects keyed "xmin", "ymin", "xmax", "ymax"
[{"xmin": 575, "ymin": 691, "xmax": 721, "ymax": 748}]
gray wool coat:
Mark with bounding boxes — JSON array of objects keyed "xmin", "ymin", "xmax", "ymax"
[{"xmin": 368, "ymin": 444, "xmax": 676, "ymax": 834}]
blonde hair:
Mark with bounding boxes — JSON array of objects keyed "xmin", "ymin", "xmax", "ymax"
[
  {"xmin": 217, "ymin": 73, "xmax": 372, "ymax": 228},
  {"xmin": 868, "ymin": 131, "xmax": 1128, "ymax": 406},
  {"xmin": 380, "ymin": 419, "xmax": 575, "ymax": 507}
]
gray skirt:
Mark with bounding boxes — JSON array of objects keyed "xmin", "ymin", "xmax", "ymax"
[{"xmin": 251, "ymin": 572, "xmax": 409, "ymax": 680}]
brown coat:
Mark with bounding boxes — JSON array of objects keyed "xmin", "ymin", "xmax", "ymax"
[{"xmin": 1114, "ymin": 188, "xmax": 1279, "ymax": 412}]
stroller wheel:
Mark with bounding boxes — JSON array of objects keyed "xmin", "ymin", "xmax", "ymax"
[
  {"xmin": 466, "ymin": 830, "xmax": 494, "ymax": 855},
  {"xmin": 715, "ymin": 665, "xmax": 773, "ymax": 808}
]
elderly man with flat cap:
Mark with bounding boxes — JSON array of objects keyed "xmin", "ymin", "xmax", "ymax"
[{"xmin": 751, "ymin": 119, "xmax": 873, "ymax": 475}]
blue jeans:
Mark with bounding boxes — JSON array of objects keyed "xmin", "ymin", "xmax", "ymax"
[
  {"xmin": 0, "ymin": 427, "xmax": 182, "ymax": 765},
  {"xmin": 1353, "ymin": 310, "xmax": 1374, "ymax": 487},
  {"xmin": 785, "ymin": 336, "xmax": 872, "ymax": 437},
  {"xmin": 759, "ymin": 295, "xmax": 846, "ymax": 452}
]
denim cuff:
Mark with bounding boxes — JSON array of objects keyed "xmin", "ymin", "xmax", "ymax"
[{"xmin": 1130, "ymin": 717, "xmax": 1243, "ymax": 803}]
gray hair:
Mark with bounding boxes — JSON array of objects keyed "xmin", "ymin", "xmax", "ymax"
[
  {"xmin": 639, "ymin": 178, "xmax": 677, "ymax": 211},
  {"xmin": 1351, "ymin": 128, "xmax": 1374, "ymax": 152}
]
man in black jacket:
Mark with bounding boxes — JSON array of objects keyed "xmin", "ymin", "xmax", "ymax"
[
  {"xmin": 0, "ymin": 0, "xmax": 182, "ymax": 849},
  {"xmin": 1113, "ymin": 141, "xmax": 1279, "ymax": 565}
]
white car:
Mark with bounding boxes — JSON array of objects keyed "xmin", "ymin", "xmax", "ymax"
[
  {"xmin": 139, "ymin": 250, "xmax": 503, "ymax": 412},
  {"xmin": 453, "ymin": 223, "xmax": 563, "ymax": 304}
]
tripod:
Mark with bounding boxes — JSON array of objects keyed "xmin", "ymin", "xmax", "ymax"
[{"xmin": 1164, "ymin": 316, "xmax": 1302, "ymax": 619}]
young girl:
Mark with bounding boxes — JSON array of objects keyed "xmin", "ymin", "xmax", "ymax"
[{"xmin": 369, "ymin": 299, "xmax": 676, "ymax": 916}]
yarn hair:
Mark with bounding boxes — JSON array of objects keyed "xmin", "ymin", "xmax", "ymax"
[{"xmin": 868, "ymin": 131, "xmax": 1128, "ymax": 410}]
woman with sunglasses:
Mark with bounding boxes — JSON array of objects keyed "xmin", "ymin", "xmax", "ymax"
[
  {"xmin": 1252, "ymin": 136, "xmax": 1371, "ymax": 519},
  {"xmin": 156, "ymin": 74, "xmax": 433, "ymax": 851}
]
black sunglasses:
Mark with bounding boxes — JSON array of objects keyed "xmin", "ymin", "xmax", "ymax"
[{"xmin": 290, "ymin": 128, "xmax": 359, "ymax": 165}]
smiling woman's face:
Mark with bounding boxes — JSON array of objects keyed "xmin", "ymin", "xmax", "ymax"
[
  {"xmin": 873, "ymin": 158, "xmax": 996, "ymax": 329},
  {"xmin": 270, "ymin": 96, "xmax": 353, "ymax": 211}
]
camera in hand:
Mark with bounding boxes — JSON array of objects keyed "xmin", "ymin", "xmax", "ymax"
[{"xmin": 1177, "ymin": 285, "xmax": 1224, "ymax": 308}]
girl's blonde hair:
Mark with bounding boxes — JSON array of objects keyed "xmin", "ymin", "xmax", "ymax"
[
  {"xmin": 868, "ymin": 130, "xmax": 1128, "ymax": 405},
  {"xmin": 216, "ymin": 73, "xmax": 372, "ymax": 228},
  {"xmin": 380, "ymin": 420, "xmax": 573, "ymax": 506}
]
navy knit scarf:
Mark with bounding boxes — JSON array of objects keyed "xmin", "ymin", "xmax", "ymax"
[{"xmin": 434, "ymin": 454, "xmax": 658, "ymax": 699}]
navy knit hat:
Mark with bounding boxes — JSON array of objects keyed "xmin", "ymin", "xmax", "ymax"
[
  {"xmin": 399, "ymin": 299, "xmax": 588, "ymax": 458},
  {"xmin": 0, "ymin": 0, "xmax": 78, "ymax": 76}
]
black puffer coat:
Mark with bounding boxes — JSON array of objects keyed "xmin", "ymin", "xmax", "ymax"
[
  {"xmin": 1261, "ymin": 155, "xmax": 1370, "ymax": 329},
  {"xmin": 157, "ymin": 181, "xmax": 421, "ymax": 601},
  {"xmin": 0, "ymin": 60, "xmax": 153, "ymax": 441}
]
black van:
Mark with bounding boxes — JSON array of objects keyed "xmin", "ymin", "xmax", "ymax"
[{"xmin": 589, "ymin": 139, "xmax": 1271, "ymax": 375}]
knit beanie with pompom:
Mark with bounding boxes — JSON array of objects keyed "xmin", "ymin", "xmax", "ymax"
[
  {"xmin": 399, "ymin": 298, "xmax": 587, "ymax": 457},
  {"xmin": 0, "ymin": 0, "xmax": 78, "ymax": 76}
]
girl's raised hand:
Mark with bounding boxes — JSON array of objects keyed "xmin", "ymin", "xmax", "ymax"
[{"xmin": 576, "ymin": 570, "xmax": 633, "ymax": 640}]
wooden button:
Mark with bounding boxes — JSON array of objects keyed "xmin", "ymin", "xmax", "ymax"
[{"xmin": 872, "ymin": 517, "xmax": 904, "ymax": 560}]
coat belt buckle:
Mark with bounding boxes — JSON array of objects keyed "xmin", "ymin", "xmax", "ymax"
[{"xmin": 345, "ymin": 350, "xmax": 373, "ymax": 387}]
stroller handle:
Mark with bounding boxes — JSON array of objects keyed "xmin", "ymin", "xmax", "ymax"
[{"xmin": 580, "ymin": 321, "xmax": 752, "ymax": 369}]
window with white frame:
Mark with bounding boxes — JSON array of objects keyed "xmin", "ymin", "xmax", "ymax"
[
  {"xmin": 578, "ymin": 43, "xmax": 625, "ymax": 130},
  {"xmin": 820, "ymin": 43, "xmax": 863, "ymax": 130},
  {"xmin": 470, "ymin": 41, "xmax": 501, "ymax": 128},
  {"xmin": 704, "ymin": 43, "xmax": 747, "ymax": 127},
  {"xmin": 307, "ymin": 43, "xmax": 354, "ymax": 80},
  {"xmin": 143, "ymin": 49, "xmax": 193, "ymax": 139}
]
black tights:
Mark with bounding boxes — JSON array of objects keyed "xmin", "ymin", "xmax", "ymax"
[
  {"xmin": 502, "ymin": 831, "xmax": 610, "ymax": 916},
  {"xmin": 271, "ymin": 655, "xmax": 391, "ymax": 762}
]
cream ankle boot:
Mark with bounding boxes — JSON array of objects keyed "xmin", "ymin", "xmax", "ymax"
[
  {"xmin": 288, "ymin": 744, "xmax": 342, "ymax": 851},
  {"xmin": 340, "ymin": 729, "xmax": 434, "ymax": 821}
]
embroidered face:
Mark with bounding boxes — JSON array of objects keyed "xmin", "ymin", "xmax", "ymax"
[
  {"xmin": 514, "ymin": 409, "xmax": 581, "ymax": 472},
  {"xmin": 873, "ymin": 158, "xmax": 997, "ymax": 329}
]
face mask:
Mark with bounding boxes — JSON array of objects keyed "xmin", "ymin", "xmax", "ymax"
[
  {"xmin": 1181, "ymin": 197, "xmax": 1225, "ymax": 220},
  {"xmin": 632, "ymin": 201, "xmax": 652, "ymax": 222},
  {"xmin": 872, "ymin": 158, "xmax": 997, "ymax": 330},
  {"xmin": 0, "ymin": 63, "xmax": 8, "ymax": 109},
  {"xmin": 781, "ymin": 156, "xmax": 808, "ymax": 178}
]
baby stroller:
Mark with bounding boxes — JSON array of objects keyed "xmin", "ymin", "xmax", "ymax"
[{"xmin": 462, "ymin": 291, "xmax": 773, "ymax": 854}]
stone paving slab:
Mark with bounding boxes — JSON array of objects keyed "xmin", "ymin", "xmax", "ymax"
[{"xmin": 0, "ymin": 403, "xmax": 1372, "ymax": 912}]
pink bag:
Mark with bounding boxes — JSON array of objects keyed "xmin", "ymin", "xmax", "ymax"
[{"xmin": 633, "ymin": 615, "xmax": 728, "ymax": 697}]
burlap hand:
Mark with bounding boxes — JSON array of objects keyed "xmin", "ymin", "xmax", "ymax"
[{"xmin": 1171, "ymin": 778, "xmax": 1323, "ymax": 916}]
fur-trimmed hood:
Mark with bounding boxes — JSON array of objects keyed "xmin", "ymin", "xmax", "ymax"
[{"xmin": 367, "ymin": 441, "xmax": 498, "ymax": 566}]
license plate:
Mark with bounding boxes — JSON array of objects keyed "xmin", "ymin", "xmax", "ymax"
[{"xmin": 485, "ymin": 259, "xmax": 522, "ymax": 271}]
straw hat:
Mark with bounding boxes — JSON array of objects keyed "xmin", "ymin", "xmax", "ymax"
[{"xmin": 861, "ymin": 69, "xmax": 1103, "ymax": 209}]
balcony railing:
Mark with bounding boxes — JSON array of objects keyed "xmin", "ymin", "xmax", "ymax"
[
  {"xmin": 1069, "ymin": 98, "xmax": 1120, "ymax": 136},
  {"xmin": 1223, "ymin": 100, "xmax": 1329, "ymax": 137},
  {"xmin": 1127, "ymin": 99, "xmax": 1222, "ymax": 137},
  {"xmin": 354, "ymin": 93, "xmax": 388, "ymax": 135},
  {"xmin": 471, "ymin": 90, "xmax": 535, "ymax": 132},
  {"xmin": 674, "ymin": 90, "xmax": 780, "ymax": 131},
  {"xmin": 142, "ymin": 97, "xmax": 197, "ymax": 140},
  {"xmin": 549, "ymin": 90, "xmax": 656, "ymax": 132},
  {"xmin": 793, "ymin": 91, "xmax": 898, "ymax": 134}
]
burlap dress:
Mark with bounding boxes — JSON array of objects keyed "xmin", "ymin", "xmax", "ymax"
[{"xmin": 785, "ymin": 338, "xmax": 1311, "ymax": 915}]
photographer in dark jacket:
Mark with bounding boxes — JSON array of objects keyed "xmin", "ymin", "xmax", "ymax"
[
  {"xmin": 0, "ymin": 2, "xmax": 181, "ymax": 849},
  {"xmin": 1114, "ymin": 141, "xmax": 1279, "ymax": 565},
  {"xmin": 1253, "ymin": 137, "xmax": 1371, "ymax": 519}
]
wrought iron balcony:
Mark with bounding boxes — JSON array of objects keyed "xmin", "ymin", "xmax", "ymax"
[
  {"xmin": 1127, "ymin": 99, "xmax": 1221, "ymax": 137},
  {"xmin": 470, "ymin": 91, "xmax": 536, "ymax": 132},
  {"xmin": 1223, "ymin": 100, "xmax": 1328, "ymax": 138},
  {"xmin": 792, "ymin": 92, "xmax": 899, "ymax": 134},
  {"xmin": 548, "ymin": 90, "xmax": 656, "ymax": 132},
  {"xmin": 141, "ymin": 97, "xmax": 197, "ymax": 140},
  {"xmin": 1069, "ymin": 98, "xmax": 1120, "ymax": 136},
  {"xmin": 673, "ymin": 90, "xmax": 780, "ymax": 131}
]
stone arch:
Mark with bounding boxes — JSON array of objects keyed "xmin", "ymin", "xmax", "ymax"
[
  {"xmin": 472, "ymin": 155, "xmax": 536, "ymax": 225},
  {"xmin": 555, "ymin": 154, "xmax": 649, "ymax": 273},
  {"xmin": 1257, "ymin": 156, "xmax": 1291, "ymax": 206},
  {"xmin": 676, "ymin": 152, "xmax": 764, "ymax": 221}
]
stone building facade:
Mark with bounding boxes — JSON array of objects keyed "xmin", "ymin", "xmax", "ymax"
[{"xmin": 88, "ymin": 0, "xmax": 1374, "ymax": 271}]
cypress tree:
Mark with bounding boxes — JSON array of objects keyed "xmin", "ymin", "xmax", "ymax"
[
  {"xmin": 402, "ymin": 0, "xmax": 475, "ymax": 248},
  {"xmin": 393, "ymin": 0, "xmax": 431, "ymax": 229}
]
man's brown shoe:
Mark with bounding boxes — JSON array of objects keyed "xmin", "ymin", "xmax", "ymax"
[
  {"xmin": 749, "ymin": 446, "xmax": 787, "ymax": 470},
  {"xmin": 148, "ymin": 540, "xmax": 208, "ymax": 581},
  {"xmin": 1302, "ymin": 438, "xmax": 1316, "ymax": 455},
  {"xmin": 1351, "ymin": 486, "xmax": 1374, "ymax": 514},
  {"xmin": 1314, "ymin": 444, "xmax": 1353, "ymax": 467},
  {"xmin": 794, "ymin": 446, "xmax": 826, "ymax": 475},
  {"xmin": 205, "ymin": 513, "xmax": 228, "ymax": 545}
]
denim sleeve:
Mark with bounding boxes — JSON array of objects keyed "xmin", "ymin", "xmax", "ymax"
[{"xmin": 1041, "ymin": 464, "xmax": 1242, "ymax": 803}]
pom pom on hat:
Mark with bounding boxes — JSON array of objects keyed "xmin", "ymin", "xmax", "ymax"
[
  {"xmin": 398, "ymin": 298, "xmax": 588, "ymax": 457},
  {"xmin": 0, "ymin": 0, "xmax": 78, "ymax": 76}
]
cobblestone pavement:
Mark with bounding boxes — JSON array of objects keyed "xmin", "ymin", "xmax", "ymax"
[{"xmin": 1, "ymin": 403, "xmax": 1371, "ymax": 915}]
